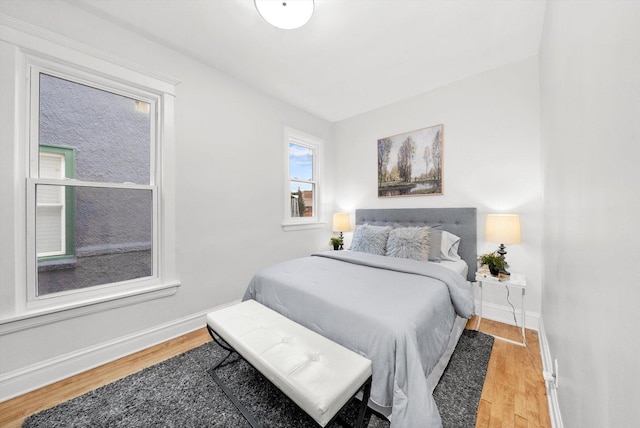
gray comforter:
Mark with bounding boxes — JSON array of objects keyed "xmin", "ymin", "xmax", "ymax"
[{"xmin": 242, "ymin": 250, "xmax": 475, "ymax": 428}]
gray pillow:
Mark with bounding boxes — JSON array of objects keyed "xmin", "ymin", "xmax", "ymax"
[
  {"xmin": 350, "ymin": 224, "xmax": 392, "ymax": 256},
  {"xmin": 428, "ymin": 229, "xmax": 442, "ymax": 262},
  {"xmin": 385, "ymin": 226, "xmax": 430, "ymax": 261}
]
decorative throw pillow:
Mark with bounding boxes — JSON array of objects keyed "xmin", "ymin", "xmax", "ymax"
[
  {"xmin": 350, "ymin": 224, "xmax": 392, "ymax": 256},
  {"xmin": 385, "ymin": 226, "xmax": 430, "ymax": 261}
]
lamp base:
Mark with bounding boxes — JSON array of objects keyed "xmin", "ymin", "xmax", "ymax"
[
  {"xmin": 496, "ymin": 243, "xmax": 507, "ymax": 257},
  {"xmin": 497, "ymin": 243, "xmax": 509, "ymax": 275}
]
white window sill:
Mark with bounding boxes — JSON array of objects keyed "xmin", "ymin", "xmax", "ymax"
[
  {"xmin": 0, "ymin": 280, "xmax": 180, "ymax": 335},
  {"xmin": 281, "ymin": 221, "xmax": 327, "ymax": 232}
]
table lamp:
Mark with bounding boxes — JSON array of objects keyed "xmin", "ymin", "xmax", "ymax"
[
  {"xmin": 485, "ymin": 213, "xmax": 521, "ymax": 275},
  {"xmin": 332, "ymin": 213, "xmax": 351, "ymax": 250}
]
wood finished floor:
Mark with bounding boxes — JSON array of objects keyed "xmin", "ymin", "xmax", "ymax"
[
  {"xmin": 0, "ymin": 319, "xmax": 551, "ymax": 428},
  {"xmin": 467, "ymin": 317, "xmax": 551, "ymax": 428}
]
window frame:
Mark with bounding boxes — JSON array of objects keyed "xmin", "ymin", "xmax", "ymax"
[
  {"xmin": 282, "ymin": 127, "xmax": 325, "ymax": 231},
  {"xmin": 26, "ymin": 60, "xmax": 161, "ymax": 308},
  {"xmin": 0, "ymin": 19, "xmax": 180, "ymax": 331}
]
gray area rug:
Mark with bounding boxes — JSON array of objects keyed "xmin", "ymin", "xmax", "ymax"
[{"xmin": 23, "ymin": 329, "xmax": 493, "ymax": 428}]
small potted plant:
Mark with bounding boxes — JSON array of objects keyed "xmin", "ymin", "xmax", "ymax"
[
  {"xmin": 478, "ymin": 252, "xmax": 506, "ymax": 276},
  {"xmin": 330, "ymin": 236, "xmax": 343, "ymax": 250}
]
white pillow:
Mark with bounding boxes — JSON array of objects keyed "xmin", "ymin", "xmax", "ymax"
[
  {"xmin": 350, "ymin": 224, "xmax": 392, "ymax": 256},
  {"xmin": 385, "ymin": 227, "xmax": 430, "ymax": 261},
  {"xmin": 440, "ymin": 231, "xmax": 462, "ymax": 261}
]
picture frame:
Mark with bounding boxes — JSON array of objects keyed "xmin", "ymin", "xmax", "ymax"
[{"xmin": 377, "ymin": 124, "xmax": 443, "ymax": 197}]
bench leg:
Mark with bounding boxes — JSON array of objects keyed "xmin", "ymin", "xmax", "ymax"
[
  {"xmin": 355, "ymin": 377, "xmax": 372, "ymax": 428},
  {"xmin": 207, "ymin": 325, "xmax": 263, "ymax": 427},
  {"xmin": 208, "ymin": 365, "xmax": 262, "ymax": 428}
]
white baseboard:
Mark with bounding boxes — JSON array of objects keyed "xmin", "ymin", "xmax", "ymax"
[
  {"xmin": 0, "ymin": 300, "xmax": 240, "ymax": 402},
  {"xmin": 475, "ymin": 300, "xmax": 540, "ymax": 331},
  {"xmin": 538, "ymin": 318, "xmax": 564, "ymax": 428}
]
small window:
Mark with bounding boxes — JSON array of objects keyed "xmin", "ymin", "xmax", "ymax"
[
  {"xmin": 283, "ymin": 128, "xmax": 323, "ymax": 229},
  {"xmin": 289, "ymin": 142, "xmax": 315, "ymax": 218}
]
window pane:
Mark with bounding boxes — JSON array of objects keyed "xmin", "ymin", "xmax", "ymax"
[
  {"xmin": 39, "ymin": 73, "xmax": 150, "ymax": 184},
  {"xmin": 290, "ymin": 181, "xmax": 313, "ymax": 217},
  {"xmin": 36, "ymin": 185, "xmax": 153, "ymax": 296},
  {"xmin": 289, "ymin": 143, "xmax": 313, "ymax": 181}
]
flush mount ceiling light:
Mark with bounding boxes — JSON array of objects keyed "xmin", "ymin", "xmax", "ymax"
[{"xmin": 255, "ymin": 0, "xmax": 314, "ymax": 30}]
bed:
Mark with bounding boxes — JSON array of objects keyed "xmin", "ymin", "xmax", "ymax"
[{"xmin": 242, "ymin": 208, "xmax": 477, "ymax": 427}]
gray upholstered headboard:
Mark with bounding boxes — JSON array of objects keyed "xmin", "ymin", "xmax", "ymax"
[{"xmin": 355, "ymin": 208, "xmax": 477, "ymax": 281}]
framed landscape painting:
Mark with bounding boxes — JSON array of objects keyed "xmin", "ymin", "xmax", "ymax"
[{"xmin": 378, "ymin": 124, "xmax": 443, "ymax": 197}]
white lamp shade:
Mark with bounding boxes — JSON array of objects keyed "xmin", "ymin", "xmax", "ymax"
[
  {"xmin": 255, "ymin": 0, "xmax": 314, "ymax": 30},
  {"xmin": 485, "ymin": 214, "xmax": 522, "ymax": 245},
  {"xmin": 332, "ymin": 213, "xmax": 351, "ymax": 232}
]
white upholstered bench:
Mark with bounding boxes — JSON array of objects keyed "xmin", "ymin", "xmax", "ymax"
[{"xmin": 206, "ymin": 299, "xmax": 373, "ymax": 428}]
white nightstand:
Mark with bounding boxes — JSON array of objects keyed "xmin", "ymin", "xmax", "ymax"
[{"xmin": 475, "ymin": 271, "xmax": 527, "ymax": 346}]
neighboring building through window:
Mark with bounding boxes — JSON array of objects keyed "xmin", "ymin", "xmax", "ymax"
[
  {"xmin": 29, "ymin": 69, "xmax": 155, "ymax": 298},
  {"xmin": 284, "ymin": 128, "xmax": 324, "ymax": 229},
  {"xmin": 37, "ymin": 145, "xmax": 75, "ymax": 259}
]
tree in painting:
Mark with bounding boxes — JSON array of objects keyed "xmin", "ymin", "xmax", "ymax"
[
  {"xmin": 423, "ymin": 145, "xmax": 431, "ymax": 180},
  {"xmin": 377, "ymin": 138, "xmax": 393, "ymax": 186},
  {"xmin": 397, "ymin": 137, "xmax": 416, "ymax": 183},
  {"xmin": 431, "ymin": 129, "xmax": 442, "ymax": 182}
]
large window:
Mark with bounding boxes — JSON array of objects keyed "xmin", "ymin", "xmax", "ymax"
[
  {"xmin": 0, "ymin": 22, "xmax": 178, "ymax": 329},
  {"xmin": 29, "ymin": 70, "xmax": 156, "ymax": 300},
  {"xmin": 10, "ymin": 46, "xmax": 179, "ymax": 315},
  {"xmin": 283, "ymin": 127, "xmax": 324, "ymax": 229}
]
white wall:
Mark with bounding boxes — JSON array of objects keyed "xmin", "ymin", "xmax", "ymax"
[
  {"xmin": 334, "ymin": 57, "xmax": 543, "ymax": 321},
  {"xmin": 0, "ymin": 1, "xmax": 334, "ymax": 395},
  {"xmin": 540, "ymin": 1, "xmax": 640, "ymax": 426}
]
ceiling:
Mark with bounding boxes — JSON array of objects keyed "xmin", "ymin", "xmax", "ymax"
[{"xmin": 69, "ymin": 0, "xmax": 547, "ymax": 122}]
